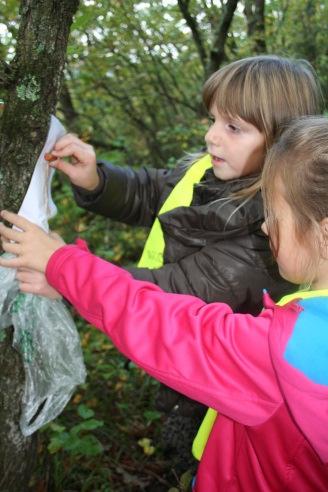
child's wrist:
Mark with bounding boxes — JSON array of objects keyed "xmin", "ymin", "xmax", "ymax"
[
  {"xmin": 84, "ymin": 178, "xmax": 100, "ymax": 191},
  {"xmin": 44, "ymin": 241, "xmax": 65, "ymax": 272}
]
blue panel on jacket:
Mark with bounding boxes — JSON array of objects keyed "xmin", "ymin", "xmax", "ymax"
[{"xmin": 284, "ymin": 297, "xmax": 328, "ymax": 385}]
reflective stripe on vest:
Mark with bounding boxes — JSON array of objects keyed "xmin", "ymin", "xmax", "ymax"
[
  {"xmin": 138, "ymin": 154, "xmax": 212, "ymax": 268},
  {"xmin": 192, "ymin": 288, "xmax": 328, "ymax": 461}
]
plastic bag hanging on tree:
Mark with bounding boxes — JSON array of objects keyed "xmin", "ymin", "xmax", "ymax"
[{"xmin": 0, "ymin": 116, "xmax": 86, "ymax": 436}]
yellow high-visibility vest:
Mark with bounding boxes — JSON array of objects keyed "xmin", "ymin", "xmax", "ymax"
[
  {"xmin": 138, "ymin": 154, "xmax": 211, "ymax": 268},
  {"xmin": 192, "ymin": 289, "xmax": 328, "ymax": 460}
]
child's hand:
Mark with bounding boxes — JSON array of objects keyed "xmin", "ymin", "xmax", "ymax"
[
  {"xmin": 47, "ymin": 133, "xmax": 99, "ymax": 191},
  {"xmin": 0, "ymin": 211, "xmax": 65, "ymax": 273},
  {"xmin": 16, "ymin": 268, "xmax": 62, "ymax": 299}
]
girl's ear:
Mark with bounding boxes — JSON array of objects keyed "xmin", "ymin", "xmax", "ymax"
[{"xmin": 319, "ymin": 218, "xmax": 328, "ymax": 259}]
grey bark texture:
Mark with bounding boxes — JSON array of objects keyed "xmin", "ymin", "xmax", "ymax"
[{"xmin": 0, "ymin": 1, "xmax": 79, "ymax": 491}]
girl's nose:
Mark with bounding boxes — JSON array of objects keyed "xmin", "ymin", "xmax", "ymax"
[{"xmin": 205, "ymin": 123, "xmax": 222, "ymax": 146}]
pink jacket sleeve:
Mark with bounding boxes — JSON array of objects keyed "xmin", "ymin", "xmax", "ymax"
[{"xmin": 46, "ymin": 244, "xmax": 283, "ymax": 426}]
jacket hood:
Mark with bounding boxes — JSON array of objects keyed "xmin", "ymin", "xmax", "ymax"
[{"xmin": 267, "ymin": 294, "xmax": 328, "ymax": 464}]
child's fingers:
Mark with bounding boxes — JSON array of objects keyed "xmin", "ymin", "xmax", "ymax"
[
  {"xmin": 16, "ymin": 267, "xmax": 63, "ymax": 299},
  {"xmin": 18, "ymin": 280, "xmax": 40, "ymax": 294},
  {"xmin": 51, "ymin": 140, "xmax": 95, "ymax": 168},
  {"xmin": 52, "ymin": 142, "xmax": 80, "ymax": 159},
  {"xmin": 0, "ymin": 211, "xmax": 33, "ymax": 231},
  {"xmin": 18, "ymin": 279, "xmax": 62, "ymax": 299},
  {"xmin": 48, "ymin": 158, "xmax": 76, "ymax": 179},
  {"xmin": 52, "ymin": 141, "xmax": 92, "ymax": 161},
  {"xmin": 0, "ymin": 223, "xmax": 24, "ymax": 242},
  {"xmin": 0, "ymin": 254, "xmax": 23, "ymax": 269},
  {"xmin": 16, "ymin": 270, "xmax": 35, "ymax": 282},
  {"xmin": 1, "ymin": 240, "xmax": 21, "ymax": 256},
  {"xmin": 53, "ymin": 133, "xmax": 82, "ymax": 151},
  {"xmin": 18, "ymin": 282, "xmax": 35, "ymax": 293},
  {"xmin": 16, "ymin": 269, "xmax": 50, "ymax": 284}
]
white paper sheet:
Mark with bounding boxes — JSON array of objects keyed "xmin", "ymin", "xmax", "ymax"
[{"xmin": 18, "ymin": 115, "xmax": 66, "ymax": 232}]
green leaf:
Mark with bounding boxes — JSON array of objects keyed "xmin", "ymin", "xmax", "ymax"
[
  {"xmin": 179, "ymin": 470, "xmax": 193, "ymax": 490},
  {"xmin": 47, "ymin": 432, "xmax": 70, "ymax": 454},
  {"xmin": 143, "ymin": 410, "xmax": 161, "ymax": 422},
  {"xmin": 77, "ymin": 403, "xmax": 95, "ymax": 419},
  {"xmin": 49, "ymin": 422, "xmax": 66, "ymax": 433},
  {"xmin": 65, "ymin": 435, "xmax": 104, "ymax": 456},
  {"xmin": 71, "ymin": 418, "xmax": 104, "ymax": 435}
]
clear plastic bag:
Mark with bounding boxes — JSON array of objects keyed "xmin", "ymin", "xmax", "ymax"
[{"xmin": 0, "ymin": 255, "xmax": 86, "ymax": 436}]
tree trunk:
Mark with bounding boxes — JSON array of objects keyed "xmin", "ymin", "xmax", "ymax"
[
  {"xmin": 0, "ymin": 1, "xmax": 79, "ymax": 491},
  {"xmin": 206, "ymin": 0, "xmax": 239, "ymax": 78},
  {"xmin": 244, "ymin": 0, "xmax": 266, "ymax": 54}
]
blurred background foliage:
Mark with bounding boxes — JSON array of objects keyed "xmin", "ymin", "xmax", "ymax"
[{"xmin": 1, "ymin": 0, "xmax": 328, "ymax": 490}]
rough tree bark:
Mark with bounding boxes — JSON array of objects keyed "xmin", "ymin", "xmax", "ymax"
[{"xmin": 0, "ymin": 1, "xmax": 79, "ymax": 491}]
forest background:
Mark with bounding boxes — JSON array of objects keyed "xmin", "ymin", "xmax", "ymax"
[{"xmin": 0, "ymin": 1, "xmax": 328, "ymax": 491}]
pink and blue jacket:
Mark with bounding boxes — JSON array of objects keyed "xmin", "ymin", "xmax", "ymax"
[{"xmin": 46, "ymin": 243, "xmax": 328, "ymax": 491}]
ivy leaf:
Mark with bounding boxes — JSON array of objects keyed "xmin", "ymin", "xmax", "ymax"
[
  {"xmin": 47, "ymin": 432, "xmax": 70, "ymax": 454},
  {"xmin": 77, "ymin": 403, "xmax": 95, "ymax": 419},
  {"xmin": 66, "ymin": 435, "xmax": 104, "ymax": 456},
  {"xmin": 71, "ymin": 418, "xmax": 104, "ymax": 435}
]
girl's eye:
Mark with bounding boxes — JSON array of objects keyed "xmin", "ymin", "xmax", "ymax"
[
  {"xmin": 227, "ymin": 123, "xmax": 240, "ymax": 132},
  {"xmin": 208, "ymin": 116, "xmax": 215, "ymax": 125}
]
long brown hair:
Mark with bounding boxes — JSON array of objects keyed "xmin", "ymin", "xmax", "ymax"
[
  {"xmin": 203, "ymin": 55, "xmax": 323, "ymax": 199},
  {"xmin": 262, "ymin": 116, "xmax": 328, "ymax": 262}
]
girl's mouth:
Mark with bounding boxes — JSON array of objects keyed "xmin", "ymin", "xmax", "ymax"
[{"xmin": 211, "ymin": 155, "xmax": 225, "ymax": 166}]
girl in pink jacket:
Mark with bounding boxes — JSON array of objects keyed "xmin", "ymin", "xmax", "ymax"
[{"xmin": 0, "ymin": 116, "xmax": 328, "ymax": 491}]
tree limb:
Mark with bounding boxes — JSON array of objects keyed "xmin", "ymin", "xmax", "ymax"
[
  {"xmin": 206, "ymin": 0, "xmax": 239, "ymax": 77},
  {"xmin": 244, "ymin": 0, "xmax": 266, "ymax": 54},
  {"xmin": 177, "ymin": 0, "xmax": 208, "ymax": 71}
]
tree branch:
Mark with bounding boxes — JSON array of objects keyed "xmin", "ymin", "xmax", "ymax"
[
  {"xmin": 206, "ymin": 0, "xmax": 239, "ymax": 77},
  {"xmin": 177, "ymin": 0, "xmax": 208, "ymax": 71},
  {"xmin": 244, "ymin": 0, "xmax": 266, "ymax": 54}
]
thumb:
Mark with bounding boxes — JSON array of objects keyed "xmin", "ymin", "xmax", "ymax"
[{"xmin": 49, "ymin": 159, "xmax": 76, "ymax": 181}]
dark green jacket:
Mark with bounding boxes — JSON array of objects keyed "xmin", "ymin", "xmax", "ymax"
[{"xmin": 72, "ymin": 161, "xmax": 293, "ymax": 315}]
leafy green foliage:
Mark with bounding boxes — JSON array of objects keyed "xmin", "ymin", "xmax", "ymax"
[
  {"xmin": 32, "ymin": 325, "xmax": 174, "ymax": 491},
  {"xmin": 47, "ymin": 407, "xmax": 104, "ymax": 457},
  {"xmin": 63, "ymin": 0, "xmax": 210, "ymax": 167}
]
